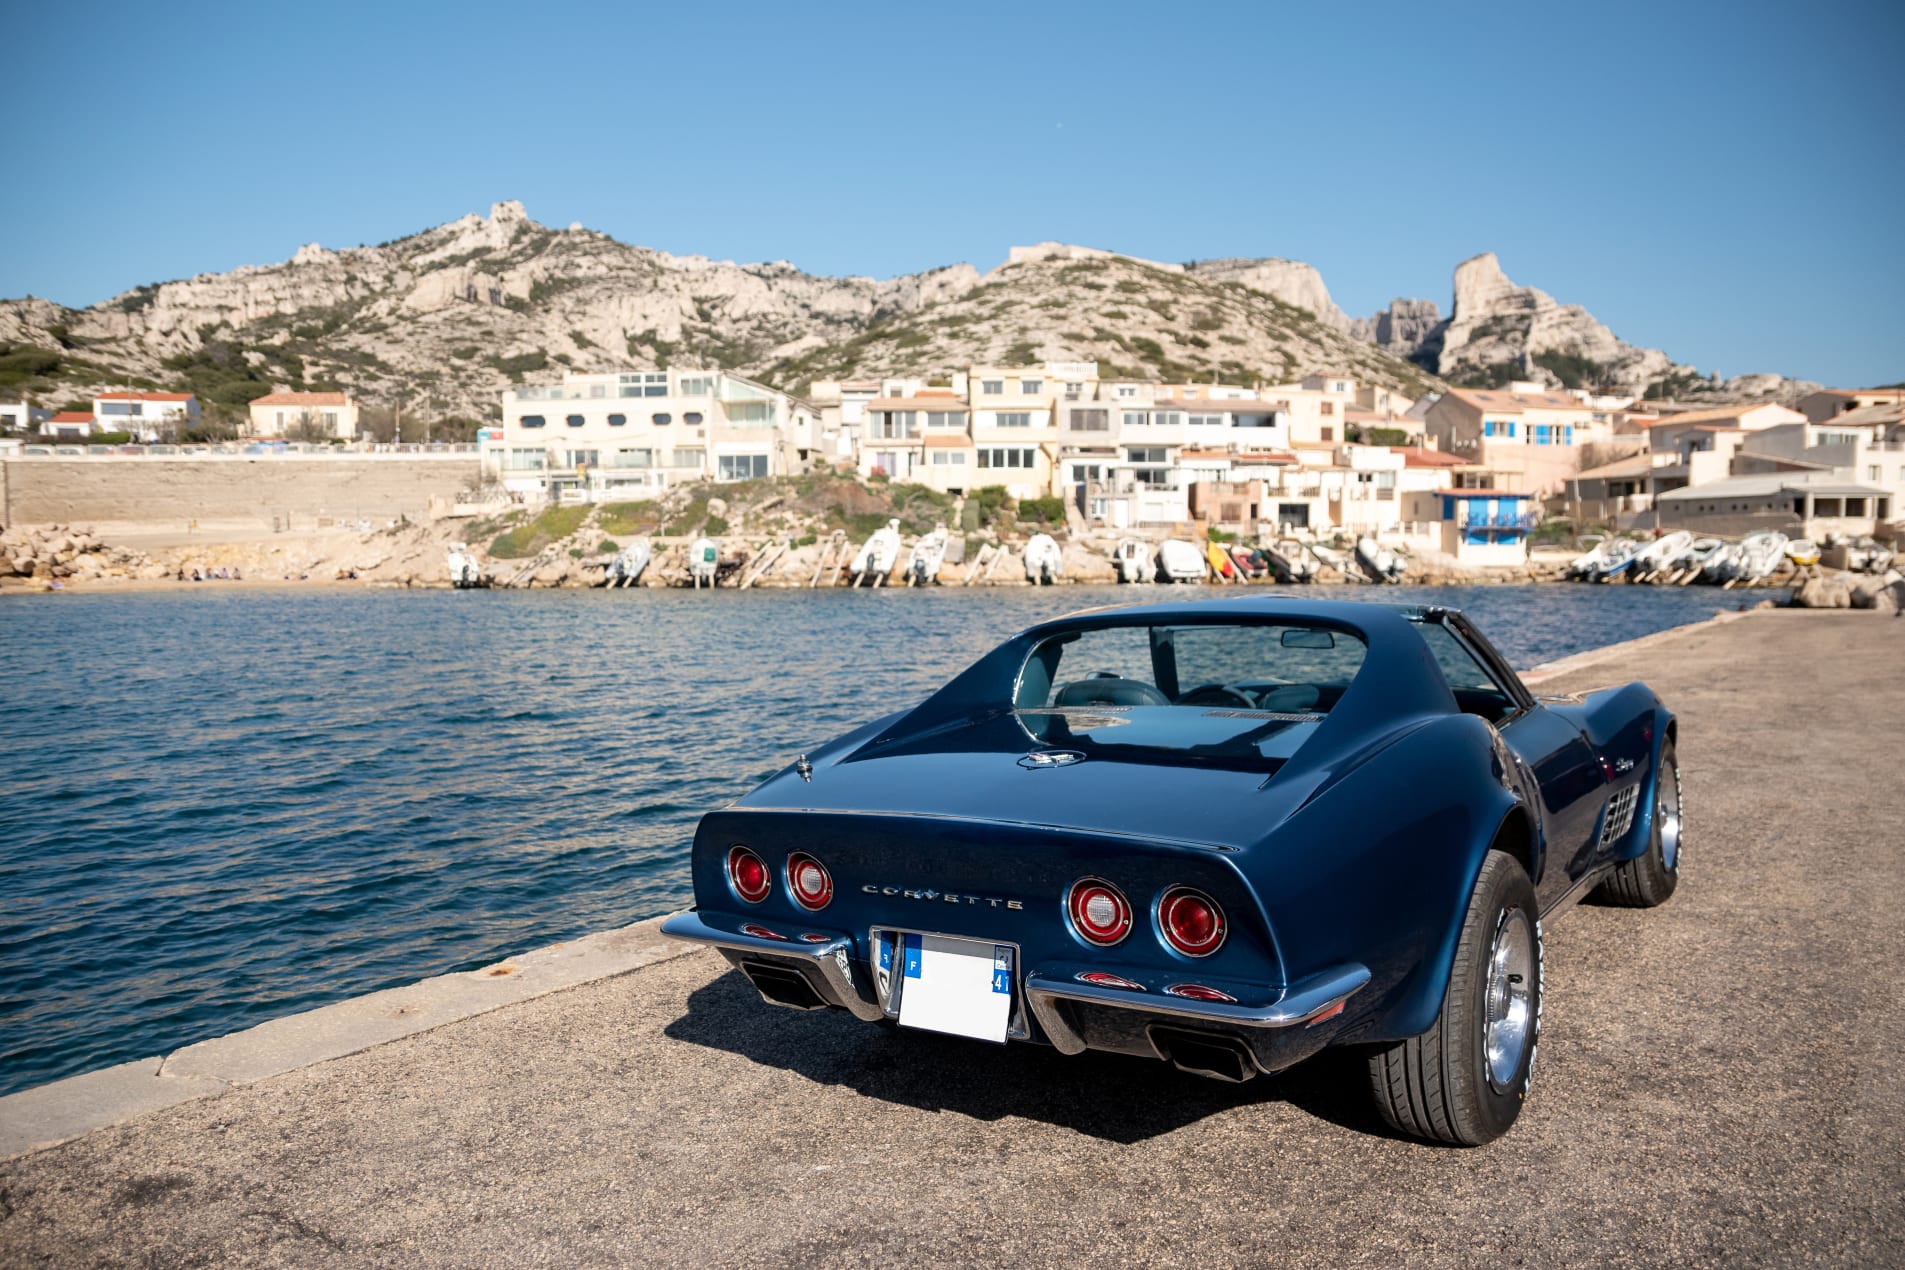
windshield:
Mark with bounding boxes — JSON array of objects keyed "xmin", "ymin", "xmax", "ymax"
[{"xmin": 1013, "ymin": 621, "xmax": 1366, "ymax": 769}]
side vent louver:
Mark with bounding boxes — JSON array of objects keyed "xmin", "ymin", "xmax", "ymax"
[{"xmin": 1598, "ymin": 784, "xmax": 1640, "ymax": 849}]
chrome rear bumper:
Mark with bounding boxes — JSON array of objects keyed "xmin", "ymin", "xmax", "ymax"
[{"xmin": 660, "ymin": 910, "xmax": 886, "ymax": 1021}]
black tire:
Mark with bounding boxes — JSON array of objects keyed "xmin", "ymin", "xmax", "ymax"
[
  {"xmin": 1595, "ymin": 742, "xmax": 1681, "ymax": 908},
  {"xmin": 1366, "ymin": 850, "xmax": 1542, "ymax": 1146}
]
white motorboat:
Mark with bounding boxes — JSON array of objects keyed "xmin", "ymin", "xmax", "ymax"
[
  {"xmin": 1783, "ymin": 538, "xmax": 1821, "ymax": 568},
  {"xmin": 1629, "ymin": 531, "xmax": 1692, "ymax": 582},
  {"xmin": 1586, "ymin": 538, "xmax": 1643, "ymax": 583},
  {"xmin": 1023, "ymin": 533, "xmax": 1063, "ymax": 585},
  {"xmin": 1565, "ymin": 538, "xmax": 1609, "ymax": 580},
  {"xmin": 1700, "ymin": 542, "xmax": 1745, "ymax": 584},
  {"xmin": 849, "ymin": 518, "xmax": 902, "ymax": 586},
  {"xmin": 605, "ymin": 537, "xmax": 651, "ymax": 587},
  {"xmin": 1674, "ymin": 537, "xmax": 1724, "ymax": 574},
  {"xmin": 1355, "ymin": 536, "xmax": 1406, "ymax": 583},
  {"xmin": 905, "ymin": 527, "xmax": 949, "ymax": 586},
  {"xmin": 445, "ymin": 544, "xmax": 487, "ymax": 589},
  {"xmin": 1157, "ymin": 538, "xmax": 1207, "ymax": 583},
  {"xmin": 1111, "ymin": 539, "xmax": 1155, "ymax": 584},
  {"xmin": 1307, "ymin": 542, "xmax": 1354, "ymax": 579},
  {"xmin": 1267, "ymin": 539, "xmax": 1318, "ymax": 583},
  {"xmin": 1737, "ymin": 530, "xmax": 1790, "ymax": 583},
  {"xmin": 688, "ymin": 537, "xmax": 721, "ymax": 587}
]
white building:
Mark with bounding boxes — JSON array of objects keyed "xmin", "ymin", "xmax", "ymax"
[
  {"xmin": 248, "ymin": 391, "xmax": 361, "ymax": 440},
  {"xmin": 93, "ymin": 391, "xmax": 199, "ymax": 440},
  {"xmin": 0, "ymin": 401, "xmax": 50, "ymax": 433},
  {"xmin": 488, "ymin": 370, "xmax": 819, "ymax": 502}
]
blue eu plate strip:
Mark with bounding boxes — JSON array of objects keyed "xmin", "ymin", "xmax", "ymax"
[{"xmin": 903, "ymin": 933, "xmax": 922, "ymax": 979}]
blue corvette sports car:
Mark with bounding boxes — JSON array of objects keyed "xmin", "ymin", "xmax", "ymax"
[{"xmin": 663, "ymin": 598, "xmax": 1681, "ymax": 1144}]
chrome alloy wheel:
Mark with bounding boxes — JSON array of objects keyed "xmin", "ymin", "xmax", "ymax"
[
  {"xmin": 1483, "ymin": 909, "xmax": 1535, "ymax": 1093},
  {"xmin": 1658, "ymin": 757, "xmax": 1683, "ymax": 872}
]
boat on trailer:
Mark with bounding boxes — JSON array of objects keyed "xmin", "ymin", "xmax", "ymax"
[
  {"xmin": 1629, "ymin": 531, "xmax": 1692, "ymax": 582},
  {"xmin": 1267, "ymin": 539, "xmax": 1318, "ymax": 583},
  {"xmin": 446, "ymin": 544, "xmax": 488, "ymax": 589},
  {"xmin": 848, "ymin": 519, "xmax": 902, "ymax": 586},
  {"xmin": 1111, "ymin": 539, "xmax": 1154, "ymax": 584},
  {"xmin": 905, "ymin": 527, "xmax": 949, "ymax": 586},
  {"xmin": 1355, "ymin": 536, "xmax": 1406, "ymax": 583},
  {"xmin": 1157, "ymin": 538, "xmax": 1206, "ymax": 583},
  {"xmin": 1023, "ymin": 534, "xmax": 1063, "ymax": 585},
  {"xmin": 605, "ymin": 538, "xmax": 651, "ymax": 587}
]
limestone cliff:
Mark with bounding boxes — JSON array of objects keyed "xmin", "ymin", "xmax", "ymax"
[{"xmin": 1353, "ymin": 252, "xmax": 1814, "ymax": 402}]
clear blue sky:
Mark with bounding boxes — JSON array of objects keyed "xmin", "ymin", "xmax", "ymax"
[{"xmin": 6, "ymin": 0, "xmax": 1901, "ymax": 386}]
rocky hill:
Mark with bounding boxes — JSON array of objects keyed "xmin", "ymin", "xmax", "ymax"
[
  {"xmin": 0, "ymin": 202, "xmax": 1810, "ymax": 426},
  {"xmin": 1352, "ymin": 252, "xmax": 1815, "ymax": 401}
]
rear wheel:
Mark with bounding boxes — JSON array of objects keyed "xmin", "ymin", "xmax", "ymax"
[
  {"xmin": 1596, "ymin": 743, "xmax": 1681, "ymax": 908},
  {"xmin": 1367, "ymin": 850, "xmax": 1542, "ymax": 1146}
]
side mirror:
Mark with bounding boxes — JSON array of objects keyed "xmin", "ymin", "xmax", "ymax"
[{"xmin": 1281, "ymin": 628, "xmax": 1336, "ymax": 649}]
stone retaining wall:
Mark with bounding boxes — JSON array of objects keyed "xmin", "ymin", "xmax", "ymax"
[{"xmin": 1, "ymin": 457, "xmax": 483, "ymax": 529}]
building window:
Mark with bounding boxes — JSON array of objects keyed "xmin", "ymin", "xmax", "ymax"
[
  {"xmin": 930, "ymin": 450, "xmax": 967, "ymax": 466},
  {"xmin": 1116, "ymin": 385, "xmax": 1137, "ymax": 398},
  {"xmin": 608, "ymin": 414, "xmax": 627, "ymax": 427},
  {"xmin": 1152, "ymin": 411, "xmax": 1183, "ymax": 427},
  {"xmin": 1189, "ymin": 414, "xmax": 1224, "ymax": 427},
  {"xmin": 653, "ymin": 413, "xmax": 672, "ymax": 425},
  {"xmin": 995, "ymin": 412, "xmax": 1032, "ymax": 428},
  {"xmin": 677, "ymin": 377, "xmax": 714, "ymax": 396},
  {"xmin": 671, "ymin": 448, "xmax": 704, "ymax": 468},
  {"xmin": 684, "ymin": 412, "xmax": 704, "ymax": 425},
  {"xmin": 875, "ymin": 411, "xmax": 918, "ymax": 439},
  {"xmin": 1071, "ymin": 409, "xmax": 1108, "ymax": 432},
  {"xmin": 978, "ymin": 447, "xmax": 1035, "ymax": 469},
  {"xmin": 323, "ymin": 411, "xmax": 338, "ymax": 428},
  {"xmin": 566, "ymin": 414, "xmax": 585, "ymax": 428},
  {"xmin": 506, "ymin": 448, "xmax": 546, "ymax": 471},
  {"xmin": 718, "ymin": 453, "xmax": 769, "ymax": 481},
  {"xmin": 1869, "ymin": 464, "xmax": 1882, "ymax": 482},
  {"xmin": 1125, "ymin": 446, "xmax": 1168, "ymax": 464},
  {"xmin": 1020, "ymin": 379, "xmax": 1042, "ymax": 395},
  {"xmin": 925, "ymin": 411, "xmax": 964, "ymax": 428},
  {"xmin": 520, "ymin": 415, "xmax": 547, "ymax": 428},
  {"xmin": 1320, "ymin": 402, "xmax": 1334, "ymax": 416},
  {"xmin": 1320, "ymin": 426, "xmax": 1333, "ymax": 442},
  {"xmin": 1123, "ymin": 411, "xmax": 1147, "ymax": 427},
  {"xmin": 982, "ymin": 380, "xmax": 1004, "ymax": 395}
]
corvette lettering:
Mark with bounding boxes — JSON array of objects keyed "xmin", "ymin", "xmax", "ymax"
[{"xmin": 863, "ymin": 883, "xmax": 1023, "ymax": 910}]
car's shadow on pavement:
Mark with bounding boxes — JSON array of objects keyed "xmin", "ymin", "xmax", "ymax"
[{"xmin": 664, "ymin": 968, "xmax": 1391, "ymax": 1144}]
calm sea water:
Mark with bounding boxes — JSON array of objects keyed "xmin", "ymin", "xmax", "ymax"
[{"xmin": 0, "ymin": 583, "xmax": 1758, "ymax": 1095}]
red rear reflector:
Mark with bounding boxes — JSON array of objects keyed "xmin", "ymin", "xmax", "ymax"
[
  {"xmin": 1067, "ymin": 879, "xmax": 1133, "ymax": 947},
  {"xmin": 1164, "ymin": 983, "xmax": 1237, "ymax": 1003},
  {"xmin": 740, "ymin": 923, "xmax": 788, "ymax": 941},
  {"xmin": 1158, "ymin": 887, "xmax": 1227, "ymax": 957},
  {"xmin": 800, "ymin": 933, "xmax": 831, "ymax": 944},
  {"xmin": 785, "ymin": 852, "xmax": 834, "ymax": 911},
  {"xmin": 728, "ymin": 846, "xmax": 772, "ymax": 904},
  {"xmin": 1304, "ymin": 999, "xmax": 1346, "ymax": 1027},
  {"xmin": 1075, "ymin": 971, "xmax": 1145, "ymax": 991}
]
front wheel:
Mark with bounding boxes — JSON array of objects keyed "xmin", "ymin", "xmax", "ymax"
[
  {"xmin": 1596, "ymin": 742, "xmax": 1681, "ymax": 908},
  {"xmin": 1366, "ymin": 850, "xmax": 1542, "ymax": 1145}
]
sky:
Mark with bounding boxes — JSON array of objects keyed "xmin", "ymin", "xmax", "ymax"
[{"xmin": 5, "ymin": 0, "xmax": 1902, "ymax": 387}]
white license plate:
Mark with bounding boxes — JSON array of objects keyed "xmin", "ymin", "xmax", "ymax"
[{"xmin": 894, "ymin": 933, "xmax": 1015, "ymax": 1043}]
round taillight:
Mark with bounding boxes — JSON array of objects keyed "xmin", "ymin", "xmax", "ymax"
[
  {"xmin": 1158, "ymin": 887, "xmax": 1226, "ymax": 957},
  {"xmin": 785, "ymin": 852, "xmax": 833, "ymax": 911},
  {"xmin": 1067, "ymin": 878, "xmax": 1132, "ymax": 947},
  {"xmin": 727, "ymin": 845, "xmax": 771, "ymax": 904},
  {"xmin": 1076, "ymin": 971, "xmax": 1145, "ymax": 991}
]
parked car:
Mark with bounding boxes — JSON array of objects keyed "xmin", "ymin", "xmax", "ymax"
[{"xmin": 664, "ymin": 599, "xmax": 1681, "ymax": 1144}]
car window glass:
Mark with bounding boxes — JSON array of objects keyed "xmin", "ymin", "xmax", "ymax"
[{"xmin": 1412, "ymin": 621, "xmax": 1514, "ymax": 717}]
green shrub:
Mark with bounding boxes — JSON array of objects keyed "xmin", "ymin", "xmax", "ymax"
[
  {"xmin": 1017, "ymin": 495, "xmax": 1066, "ymax": 524},
  {"xmin": 488, "ymin": 505, "xmax": 589, "ymax": 557},
  {"xmin": 597, "ymin": 500, "xmax": 657, "ymax": 536},
  {"xmin": 704, "ymin": 515, "xmax": 729, "ymax": 536}
]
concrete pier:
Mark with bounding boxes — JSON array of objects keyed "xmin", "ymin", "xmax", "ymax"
[{"xmin": 2, "ymin": 610, "xmax": 1901, "ymax": 1265}]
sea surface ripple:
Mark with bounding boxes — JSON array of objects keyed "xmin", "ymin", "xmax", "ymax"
[{"xmin": 0, "ymin": 582, "xmax": 1756, "ymax": 1094}]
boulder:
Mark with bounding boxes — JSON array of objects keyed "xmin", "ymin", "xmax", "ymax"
[{"xmin": 1793, "ymin": 575, "xmax": 1852, "ymax": 609}]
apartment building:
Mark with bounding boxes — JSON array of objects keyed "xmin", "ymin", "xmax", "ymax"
[
  {"xmin": 1795, "ymin": 387, "xmax": 1905, "ymax": 424},
  {"xmin": 1422, "ymin": 386, "xmax": 1607, "ymax": 494},
  {"xmin": 488, "ymin": 370, "xmax": 818, "ymax": 502}
]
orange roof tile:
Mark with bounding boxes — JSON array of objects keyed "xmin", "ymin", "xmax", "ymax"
[{"xmin": 252, "ymin": 391, "xmax": 350, "ymax": 406}]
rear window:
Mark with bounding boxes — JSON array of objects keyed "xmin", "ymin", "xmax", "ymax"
[{"xmin": 1013, "ymin": 622, "xmax": 1366, "ymax": 769}]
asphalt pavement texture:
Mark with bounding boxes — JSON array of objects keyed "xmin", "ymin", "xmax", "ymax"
[{"xmin": 2, "ymin": 608, "xmax": 1901, "ymax": 1267}]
